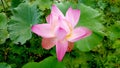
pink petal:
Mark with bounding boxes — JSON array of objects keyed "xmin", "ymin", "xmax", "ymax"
[
  {"xmin": 56, "ymin": 40, "xmax": 68, "ymax": 61},
  {"xmin": 51, "ymin": 5, "xmax": 64, "ymax": 18},
  {"xmin": 67, "ymin": 27, "xmax": 92, "ymax": 42},
  {"xmin": 46, "ymin": 14, "xmax": 52, "ymax": 24},
  {"xmin": 55, "ymin": 27, "xmax": 67, "ymax": 40},
  {"xmin": 31, "ymin": 24, "xmax": 54, "ymax": 38},
  {"xmin": 46, "ymin": 13, "xmax": 58, "ymax": 24},
  {"xmin": 42, "ymin": 38, "xmax": 56, "ymax": 50},
  {"xmin": 66, "ymin": 7, "xmax": 80, "ymax": 27},
  {"xmin": 58, "ymin": 16, "xmax": 71, "ymax": 33},
  {"xmin": 46, "ymin": 13, "xmax": 60, "ymax": 33}
]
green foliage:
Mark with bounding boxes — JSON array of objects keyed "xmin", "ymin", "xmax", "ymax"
[
  {"xmin": 8, "ymin": 2, "xmax": 40, "ymax": 44},
  {"xmin": 36, "ymin": 0, "xmax": 53, "ymax": 11},
  {"xmin": 11, "ymin": 0, "xmax": 23, "ymax": 8},
  {"xmin": 22, "ymin": 56, "xmax": 66, "ymax": 68},
  {"xmin": 63, "ymin": 50, "xmax": 93, "ymax": 68},
  {"xmin": 0, "ymin": 13, "xmax": 8, "ymax": 44},
  {"xmin": 107, "ymin": 21, "xmax": 120, "ymax": 40},
  {"xmin": 112, "ymin": 40, "xmax": 120, "ymax": 49},
  {"xmin": 0, "ymin": 63, "xmax": 11, "ymax": 68},
  {"xmin": 0, "ymin": 35, "xmax": 49, "ymax": 68}
]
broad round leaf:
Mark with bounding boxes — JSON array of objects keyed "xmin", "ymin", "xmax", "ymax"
[
  {"xmin": 22, "ymin": 56, "xmax": 66, "ymax": 68},
  {"xmin": 8, "ymin": 3, "xmax": 40, "ymax": 44},
  {"xmin": 75, "ymin": 32, "xmax": 103, "ymax": 51},
  {"xmin": 22, "ymin": 62, "xmax": 39, "ymax": 68}
]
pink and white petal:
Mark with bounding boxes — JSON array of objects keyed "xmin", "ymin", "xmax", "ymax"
[
  {"xmin": 31, "ymin": 24, "xmax": 54, "ymax": 38},
  {"xmin": 42, "ymin": 38, "xmax": 56, "ymax": 50},
  {"xmin": 51, "ymin": 5, "xmax": 64, "ymax": 18},
  {"xmin": 66, "ymin": 7, "xmax": 80, "ymax": 27},
  {"xmin": 46, "ymin": 13, "xmax": 58, "ymax": 24},
  {"xmin": 58, "ymin": 16, "xmax": 71, "ymax": 33},
  {"xmin": 55, "ymin": 27, "xmax": 67, "ymax": 40},
  {"xmin": 46, "ymin": 14, "xmax": 52, "ymax": 24},
  {"xmin": 67, "ymin": 27, "xmax": 92, "ymax": 42},
  {"xmin": 56, "ymin": 40, "xmax": 68, "ymax": 61}
]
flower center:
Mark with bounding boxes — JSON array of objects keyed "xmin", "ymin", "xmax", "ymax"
[{"xmin": 65, "ymin": 21, "xmax": 73, "ymax": 39}]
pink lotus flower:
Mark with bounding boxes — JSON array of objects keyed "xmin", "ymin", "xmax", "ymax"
[{"xmin": 31, "ymin": 5, "xmax": 92, "ymax": 61}]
